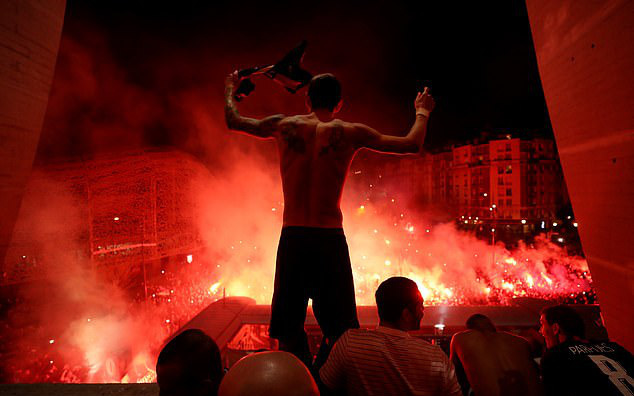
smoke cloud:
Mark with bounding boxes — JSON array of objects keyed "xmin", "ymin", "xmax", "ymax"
[{"xmin": 2, "ymin": 15, "xmax": 587, "ymax": 384}]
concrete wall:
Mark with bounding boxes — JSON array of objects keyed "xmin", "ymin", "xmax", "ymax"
[
  {"xmin": 525, "ymin": 0, "xmax": 634, "ymax": 351},
  {"xmin": 0, "ymin": 384, "xmax": 156, "ymax": 396},
  {"xmin": 0, "ymin": 0, "xmax": 66, "ymax": 267}
]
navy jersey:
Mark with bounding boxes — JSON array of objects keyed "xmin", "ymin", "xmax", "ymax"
[{"xmin": 542, "ymin": 340, "xmax": 634, "ymax": 396}]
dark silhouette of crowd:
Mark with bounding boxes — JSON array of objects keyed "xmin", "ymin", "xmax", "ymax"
[{"xmin": 155, "ymin": 276, "xmax": 634, "ymax": 396}]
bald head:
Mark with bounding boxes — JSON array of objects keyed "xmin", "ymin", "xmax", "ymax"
[
  {"xmin": 466, "ymin": 314, "xmax": 496, "ymax": 332},
  {"xmin": 218, "ymin": 351, "xmax": 319, "ymax": 396}
]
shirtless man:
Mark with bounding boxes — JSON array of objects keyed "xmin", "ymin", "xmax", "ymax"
[
  {"xmin": 450, "ymin": 314, "xmax": 541, "ymax": 396},
  {"xmin": 224, "ymin": 72, "xmax": 435, "ymax": 368}
]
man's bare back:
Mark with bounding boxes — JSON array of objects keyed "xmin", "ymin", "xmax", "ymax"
[
  {"xmin": 451, "ymin": 329, "xmax": 542, "ymax": 396},
  {"xmin": 276, "ymin": 114, "xmax": 378, "ymax": 228}
]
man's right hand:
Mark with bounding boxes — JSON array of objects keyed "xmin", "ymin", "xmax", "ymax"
[{"xmin": 415, "ymin": 87, "xmax": 435, "ymax": 116}]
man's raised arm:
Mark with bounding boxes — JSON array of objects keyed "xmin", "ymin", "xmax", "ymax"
[
  {"xmin": 224, "ymin": 72, "xmax": 284, "ymax": 139},
  {"xmin": 353, "ymin": 87, "xmax": 435, "ymax": 154}
]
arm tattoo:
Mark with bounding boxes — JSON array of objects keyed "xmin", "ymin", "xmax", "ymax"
[
  {"xmin": 319, "ymin": 125, "xmax": 346, "ymax": 156},
  {"xmin": 224, "ymin": 85, "xmax": 239, "ymax": 127}
]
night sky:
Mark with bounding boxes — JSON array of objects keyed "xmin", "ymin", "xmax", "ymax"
[{"xmin": 37, "ymin": 0, "xmax": 552, "ymax": 163}]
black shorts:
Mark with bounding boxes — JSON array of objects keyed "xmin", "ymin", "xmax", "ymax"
[{"xmin": 269, "ymin": 226, "xmax": 359, "ymax": 341}]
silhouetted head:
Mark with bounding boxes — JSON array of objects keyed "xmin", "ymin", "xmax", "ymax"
[
  {"xmin": 157, "ymin": 329, "xmax": 223, "ymax": 396},
  {"xmin": 307, "ymin": 73, "xmax": 342, "ymax": 113},
  {"xmin": 218, "ymin": 351, "xmax": 318, "ymax": 396},
  {"xmin": 466, "ymin": 314, "xmax": 496, "ymax": 332},
  {"xmin": 540, "ymin": 305, "xmax": 585, "ymax": 348},
  {"xmin": 375, "ymin": 277, "xmax": 424, "ymax": 331}
]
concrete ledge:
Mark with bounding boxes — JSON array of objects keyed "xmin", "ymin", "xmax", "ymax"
[{"xmin": 0, "ymin": 384, "xmax": 157, "ymax": 396}]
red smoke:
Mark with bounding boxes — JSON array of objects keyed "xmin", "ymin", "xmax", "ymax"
[{"xmin": 2, "ymin": 22, "xmax": 591, "ymax": 384}]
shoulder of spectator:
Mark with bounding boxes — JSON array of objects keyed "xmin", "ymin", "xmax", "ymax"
[{"xmin": 451, "ymin": 330, "xmax": 471, "ymax": 342}]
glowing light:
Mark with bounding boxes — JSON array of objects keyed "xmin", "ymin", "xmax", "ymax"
[
  {"xmin": 271, "ymin": 208, "xmax": 276, "ymax": 212},
  {"xmin": 384, "ymin": 260, "xmax": 391, "ymax": 266},
  {"xmin": 186, "ymin": 254, "xmax": 193, "ymax": 264},
  {"xmin": 384, "ymin": 239, "xmax": 391, "ymax": 245},
  {"xmin": 573, "ymin": 222, "xmax": 578, "ymax": 227},
  {"xmin": 553, "ymin": 222, "xmax": 558, "ymax": 227},
  {"xmin": 209, "ymin": 282, "xmax": 221, "ymax": 294},
  {"xmin": 521, "ymin": 219, "xmax": 526, "ymax": 224},
  {"xmin": 434, "ymin": 323, "xmax": 446, "ymax": 330},
  {"xmin": 557, "ymin": 237, "xmax": 564, "ymax": 243},
  {"xmin": 541, "ymin": 221, "xmax": 546, "ymax": 229},
  {"xmin": 113, "ymin": 217, "xmax": 120, "ymax": 221},
  {"xmin": 542, "ymin": 273, "xmax": 553, "ymax": 285},
  {"xmin": 491, "ymin": 228, "xmax": 495, "ymax": 232},
  {"xmin": 165, "ymin": 319, "xmax": 170, "ymax": 324},
  {"xmin": 21, "ymin": 255, "xmax": 26, "ymax": 259},
  {"xmin": 483, "ymin": 193, "xmax": 488, "ymax": 197},
  {"xmin": 464, "ymin": 220, "xmax": 468, "ymax": 224},
  {"xmin": 49, "ymin": 339, "xmax": 54, "ymax": 344},
  {"xmin": 492, "ymin": 204, "xmax": 496, "ymax": 208},
  {"xmin": 407, "ymin": 225, "xmax": 414, "ymax": 232}
]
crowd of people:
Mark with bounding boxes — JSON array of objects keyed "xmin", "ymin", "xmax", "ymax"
[{"xmin": 156, "ymin": 276, "xmax": 634, "ymax": 396}]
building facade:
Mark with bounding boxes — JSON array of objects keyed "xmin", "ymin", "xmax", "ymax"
[{"xmin": 376, "ymin": 136, "xmax": 566, "ymax": 225}]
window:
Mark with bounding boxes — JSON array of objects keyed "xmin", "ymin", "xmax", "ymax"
[
  {"xmin": 506, "ymin": 188, "xmax": 512, "ymax": 196},
  {"xmin": 505, "ymin": 165, "xmax": 513, "ymax": 174}
]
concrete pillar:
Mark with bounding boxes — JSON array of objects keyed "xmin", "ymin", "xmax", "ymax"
[
  {"xmin": 0, "ymin": 0, "xmax": 66, "ymax": 269},
  {"xmin": 526, "ymin": 0, "xmax": 634, "ymax": 351}
]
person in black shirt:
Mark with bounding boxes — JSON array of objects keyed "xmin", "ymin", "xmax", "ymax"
[{"xmin": 540, "ymin": 305, "xmax": 634, "ymax": 396}]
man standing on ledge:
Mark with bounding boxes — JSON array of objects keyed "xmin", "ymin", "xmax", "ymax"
[{"xmin": 224, "ymin": 72, "xmax": 435, "ymax": 368}]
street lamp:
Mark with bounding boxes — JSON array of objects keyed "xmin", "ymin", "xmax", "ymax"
[{"xmin": 490, "ymin": 204, "xmax": 498, "ymax": 267}]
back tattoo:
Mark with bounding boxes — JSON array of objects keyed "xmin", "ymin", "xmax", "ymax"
[
  {"xmin": 319, "ymin": 125, "xmax": 347, "ymax": 156},
  {"xmin": 281, "ymin": 124, "xmax": 306, "ymax": 153}
]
